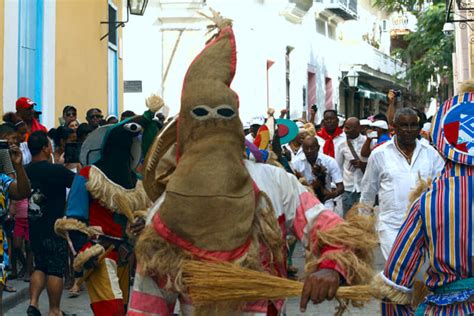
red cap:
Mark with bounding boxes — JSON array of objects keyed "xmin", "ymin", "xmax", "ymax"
[{"xmin": 16, "ymin": 97, "xmax": 36, "ymax": 110}]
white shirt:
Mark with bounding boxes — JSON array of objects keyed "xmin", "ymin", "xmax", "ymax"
[
  {"xmin": 335, "ymin": 134, "xmax": 367, "ymax": 193},
  {"xmin": 20, "ymin": 142, "xmax": 31, "ymax": 165},
  {"xmin": 282, "ymin": 143, "xmax": 304, "ymax": 162},
  {"xmin": 292, "ymin": 152, "xmax": 343, "ymax": 210},
  {"xmin": 360, "ymin": 138, "xmax": 444, "ymax": 234},
  {"xmin": 245, "ymin": 133, "xmax": 255, "ymax": 143},
  {"xmin": 316, "ymin": 132, "xmax": 346, "ymax": 158}
]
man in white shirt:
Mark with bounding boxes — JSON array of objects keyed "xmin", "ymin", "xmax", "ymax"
[
  {"xmin": 335, "ymin": 117, "xmax": 367, "ymax": 216},
  {"xmin": 293, "ymin": 136, "xmax": 344, "ymax": 210},
  {"xmin": 360, "ymin": 108, "xmax": 445, "ymax": 259}
]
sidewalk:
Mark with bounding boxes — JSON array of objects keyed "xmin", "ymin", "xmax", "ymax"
[{"xmin": 3, "ymin": 278, "xmax": 30, "ymax": 312}]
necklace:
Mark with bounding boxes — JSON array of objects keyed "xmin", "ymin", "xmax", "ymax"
[{"xmin": 394, "ymin": 137, "xmax": 414, "ymax": 165}]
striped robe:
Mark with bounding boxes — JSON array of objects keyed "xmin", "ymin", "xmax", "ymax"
[{"xmin": 382, "ymin": 162, "xmax": 474, "ymax": 315}]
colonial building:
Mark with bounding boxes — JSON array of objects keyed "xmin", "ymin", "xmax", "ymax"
[
  {"xmin": 0, "ymin": 0, "xmax": 124, "ymax": 128},
  {"xmin": 122, "ymin": 0, "xmax": 406, "ymax": 123}
]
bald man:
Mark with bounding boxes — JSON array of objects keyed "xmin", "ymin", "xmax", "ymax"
[
  {"xmin": 292, "ymin": 136, "xmax": 344, "ymax": 210},
  {"xmin": 335, "ymin": 117, "xmax": 367, "ymax": 215}
]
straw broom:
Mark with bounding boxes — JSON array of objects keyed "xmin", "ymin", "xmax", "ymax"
[{"xmin": 182, "ymin": 260, "xmax": 376, "ymax": 304}]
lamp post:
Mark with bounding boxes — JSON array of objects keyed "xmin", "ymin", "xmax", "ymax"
[
  {"xmin": 346, "ymin": 68, "xmax": 359, "ymax": 88},
  {"xmin": 129, "ymin": 0, "xmax": 149, "ymax": 16},
  {"xmin": 341, "ymin": 67, "xmax": 359, "ymax": 117}
]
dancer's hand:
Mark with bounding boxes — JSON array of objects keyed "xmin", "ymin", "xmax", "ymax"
[
  {"xmin": 129, "ymin": 217, "xmax": 146, "ymax": 237},
  {"xmin": 300, "ymin": 269, "xmax": 340, "ymax": 312}
]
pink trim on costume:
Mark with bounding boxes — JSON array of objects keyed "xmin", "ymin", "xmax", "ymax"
[
  {"xmin": 152, "ymin": 214, "xmax": 251, "ymax": 261},
  {"xmin": 129, "ymin": 291, "xmax": 173, "ymax": 316},
  {"xmin": 293, "ymin": 191, "xmax": 322, "ymax": 240}
]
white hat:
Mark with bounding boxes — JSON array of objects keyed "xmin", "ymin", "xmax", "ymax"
[
  {"xmin": 360, "ymin": 119, "xmax": 371, "ymax": 126},
  {"xmin": 370, "ymin": 120, "xmax": 388, "ymax": 130},
  {"xmin": 250, "ymin": 116, "xmax": 265, "ymax": 126},
  {"xmin": 422, "ymin": 122, "xmax": 431, "ymax": 132}
]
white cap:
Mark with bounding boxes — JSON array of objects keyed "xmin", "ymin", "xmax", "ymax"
[
  {"xmin": 422, "ymin": 122, "xmax": 431, "ymax": 132},
  {"xmin": 250, "ymin": 116, "xmax": 265, "ymax": 126},
  {"xmin": 360, "ymin": 119, "xmax": 371, "ymax": 126},
  {"xmin": 370, "ymin": 120, "xmax": 388, "ymax": 130}
]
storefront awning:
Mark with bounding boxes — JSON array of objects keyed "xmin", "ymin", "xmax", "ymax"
[{"xmin": 356, "ymin": 83, "xmax": 387, "ymax": 101}]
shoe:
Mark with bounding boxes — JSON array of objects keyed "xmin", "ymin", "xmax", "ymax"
[
  {"xmin": 27, "ymin": 305, "xmax": 41, "ymax": 316},
  {"xmin": 3, "ymin": 284, "xmax": 17, "ymax": 292}
]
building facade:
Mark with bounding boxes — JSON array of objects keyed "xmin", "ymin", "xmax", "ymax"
[
  {"xmin": 122, "ymin": 0, "xmax": 406, "ymax": 123},
  {"xmin": 0, "ymin": 0, "xmax": 124, "ymax": 128}
]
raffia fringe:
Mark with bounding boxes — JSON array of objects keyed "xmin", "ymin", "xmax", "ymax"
[
  {"xmin": 306, "ymin": 204, "xmax": 378, "ymax": 285},
  {"xmin": 182, "ymin": 261, "xmax": 412, "ymax": 306},
  {"xmin": 54, "ymin": 217, "xmax": 101, "ymax": 240},
  {"xmin": 86, "ymin": 166, "xmax": 150, "ymax": 215},
  {"xmin": 408, "ymin": 175, "xmax": 432, "ymax": 206},
  {"xmin": 73, "ymin": 244, "xmax": 105, "ymax": 272}
]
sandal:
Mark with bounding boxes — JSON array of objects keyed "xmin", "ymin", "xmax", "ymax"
[
  {"xmin": 68, "ymin": 290, "xmax": 81, "ymax": 298},
  {"xmin": 27, "ymin": 305, "xmax": 41, "ymax": 316},
  {"xmin": 3, "ymin": 284, "xmax": 17, "ymax": 292}
]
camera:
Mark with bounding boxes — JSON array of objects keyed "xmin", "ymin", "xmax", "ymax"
[
  {"xmin": 0, "ymin": 140, "xmax": 9, "ymax": 150},
  {"xmin": 394, "ymin": 90, "xmax": 401, "ymax": 97},
  {"xmin": 311, "ymin": 104, "xmax": 317, "ymax": 112}
]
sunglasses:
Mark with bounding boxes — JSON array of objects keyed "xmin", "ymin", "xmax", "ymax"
[
  {"xmin": 89, "ymin": 114, "xmax": 103, "ymax": 119},
  {"xmin": 65, "ymin": 112, "xmax": 76, "ymax": 117}
]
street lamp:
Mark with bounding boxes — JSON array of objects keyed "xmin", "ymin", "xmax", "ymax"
[
  {"xmin": 346, "ymin": 68, "xmax": 359, "ymax": 88},
  {"xmin": 129, "ymin": 0, "xmax": 149, "ymax": 16}
]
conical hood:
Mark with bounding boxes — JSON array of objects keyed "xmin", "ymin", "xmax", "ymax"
[{"xmin": 156, "ymin": 22, "xmax": 256, "ymax": 253}]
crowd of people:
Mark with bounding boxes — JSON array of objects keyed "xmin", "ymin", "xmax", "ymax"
[{"xmin": 0, "ymin": 97, "xmax": 152, "ymax": 315}]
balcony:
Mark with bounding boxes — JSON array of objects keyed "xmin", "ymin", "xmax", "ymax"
[{"xmin": 315, "ymin": 0, "xmax": 357, "ymax": 20}]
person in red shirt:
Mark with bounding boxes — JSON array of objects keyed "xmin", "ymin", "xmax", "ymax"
[{"xmin": 15, "ymin": 97, "xmax": 47, "ymax": 139}]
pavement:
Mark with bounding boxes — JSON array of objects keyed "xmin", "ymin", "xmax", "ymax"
[{"xmin": 6, "ymin": 243, "xmax": 384, "ymax": 315}]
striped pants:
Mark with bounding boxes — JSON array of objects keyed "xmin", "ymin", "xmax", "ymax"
[{"xmin": 86, "ymin": 257, "xmax": 130, "ymax": 316}]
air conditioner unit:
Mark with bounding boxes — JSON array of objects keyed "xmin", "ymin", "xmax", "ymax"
[{"xmin": 381, "ymin": 19, "xmax": 389, "ymax": 32}]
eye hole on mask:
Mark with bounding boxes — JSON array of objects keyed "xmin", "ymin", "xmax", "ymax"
[
  {"xmin": 217, "ymin": 108, "xmax": 235, "ymax": 118},
  {"xmin": 191, "ymin": 107, "xmax": 210, "ymax": 117},
  {"xmin": 124, "ymin": 123, "xmax": 142, "ymax": 133}
]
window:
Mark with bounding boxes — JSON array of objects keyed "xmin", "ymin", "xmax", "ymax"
[
  {"xmin": 328, "ymin": 24, "xmax": 336, "ymax": 40},
  {"xmin": 316, "ymin": 18, "xmax": 326, "ymax": 35},
  {"xmin": 18, "ymin": 0, "xmax": 44, "ymax": 114},
  {"xmin": 107, "ymin": 1, "xmax": 118, "ymax": 116},
  {"xmin": 108, "ymin": 3, "xmax": 117, "ymax": 46}
]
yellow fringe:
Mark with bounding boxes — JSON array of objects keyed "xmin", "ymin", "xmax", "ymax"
[
  {"xmin": 54, "ymin": 217, "xmax": 102, "ymax": 239},
  {"xmin": 87, "ymin": 166, "xmax": 150, "ymax": 215},
  {"xmin": 408, "ymin": 175, "xmax": 432, "ymax": 206},
  {"xmin": 73, "ymin": 244, "xmax": 105, "ymax": 272}
]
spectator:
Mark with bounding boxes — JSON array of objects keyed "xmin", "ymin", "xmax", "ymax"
[
  {"xmin": 25, "ymin": 131, "xmax": 75, "ymax": 316},
  {"xmin": 282, "ymin": 122, "xmax": 308, "ymax": 162},
  {"xmin": 293, "ymin": 136, "xmax": 344, "ymax": 210},
  {"xmin": 316, "ymin": 110, "xmax": 345, "ymax": 158},
  {"xmin": 61, "ymin": 105, "xmax": 77, "ymax": 127},
  {"xmin": 245, "ymin": 117, "xmax": 264, "ymax": 143},
  {"xmin": 15, "ymin": 97, "xmax": 47, "ymax": 138},
  {"xmin": 360, "ymin": 108, "xmax": 445, "ymax": 259},
  {"xmin": 1, "ymin": 116, "xmax": 33, "ymax": 281},
  {"xmin": 360, "ymin": 119, "xmax": 390, "ymax": 158},
  {"xmin": 66, "ymin": 119, "xmax": 80, "ymax": 132},
  {"xmin": 0, "ymin": 126, "xmax": 30, "ymax": 315},
  {"xmin": 120, "ymin": 110, "xmax": 136, "ymax": 121},
  {"xmin": 359, "ymin": 119, "xmax": 371, "ymax": 136},
  {"xmin": 335, "ymin": 117, "xmax": 367, "ymax": 216},
  {"xmin": 76, "ymin": 123, "xmax": 94, "ymax": 143},
  {"xmin": 85, "ymin": 108, "xmax": 102, "ymax": 130},
  {"xmin": 105, "ymin": 115, "xmax": 119, "ymax": 125},
  {"xmin": 48, "ymin": 126, "xmax": 77, "ymax": 166}
]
